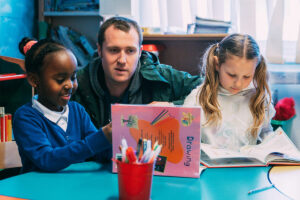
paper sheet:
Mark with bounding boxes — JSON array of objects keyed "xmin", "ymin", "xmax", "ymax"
[{"xmin": 269, "ymin": 166, "xmax": 300, "ymax": 199}]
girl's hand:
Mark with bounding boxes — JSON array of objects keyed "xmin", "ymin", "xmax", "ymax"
[{"xmin": 102, "ymin": 122, "xmax": 112, "ymax": 144}]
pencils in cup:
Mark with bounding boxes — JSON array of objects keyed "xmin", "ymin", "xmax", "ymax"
[{"xmin": 118, "ymin": 138, "xmax": 162, "ymax": 164}]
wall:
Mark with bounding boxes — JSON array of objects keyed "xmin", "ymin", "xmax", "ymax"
[
  {"xmin": 0, "ymin": 1, "xmax": 35, "ymax": 114},
  {"xmin": 0, "ymin": 1, "xmax": 36, "ymax": 58}
]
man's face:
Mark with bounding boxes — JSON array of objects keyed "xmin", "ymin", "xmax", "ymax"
[{"xmin": 98, "ymin": 25, "xmax": 142, "ymax": 89}]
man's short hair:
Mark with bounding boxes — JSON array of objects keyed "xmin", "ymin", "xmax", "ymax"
[{"xmin": 98, "ymin": 16, "xmax": 143, "ymax": 47}]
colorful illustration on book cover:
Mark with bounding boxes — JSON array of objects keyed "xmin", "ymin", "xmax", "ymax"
[
  {"xmin": 181, "ymin": 112, "xmax": 194, "ymax": 127},
  {"xmin": 121, "ymin": 109, "xmax": 195, "ymax": 164},
  {"xmin": 121, "ymin": 115, "xmax": 138, "ymax": 129},
  {"xmin": 112, "ymin": 105, "xmax": 201, "ymax": 177},
  {"xmin": 155, "ymin": 155, "xmax": 167, "ymax": 172}
]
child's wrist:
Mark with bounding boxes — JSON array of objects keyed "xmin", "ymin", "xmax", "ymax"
[{"xmin": 102, "ymin": 123, "xmax": 112, "ymax": 144}]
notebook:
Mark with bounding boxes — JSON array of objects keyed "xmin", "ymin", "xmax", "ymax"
[{"xmin": 111, "ymin": 104, "xmax": 201, "ymax": 178}]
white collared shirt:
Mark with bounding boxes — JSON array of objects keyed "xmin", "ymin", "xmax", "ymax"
[{"xmin": 32, "ymin": 95, "xmax": 69, "ymax": 132}]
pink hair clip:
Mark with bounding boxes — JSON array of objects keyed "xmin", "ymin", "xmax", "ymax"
[{"xmin": 23, "ymin": 40, "xmax": 37, "ymax": 55}]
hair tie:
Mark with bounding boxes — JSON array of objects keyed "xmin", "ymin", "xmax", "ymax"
[
  {"xmin": 23, "ymin": 40, "xmax": 37, "ymax": 55},
  {"xmin": 215, "ymin": 43, "xmax": 220, "ymax": 55}
]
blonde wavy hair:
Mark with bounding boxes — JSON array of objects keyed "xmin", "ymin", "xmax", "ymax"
[{"xmin": 198, "ymin": 33, "xmax": 271, "ymax": 138}]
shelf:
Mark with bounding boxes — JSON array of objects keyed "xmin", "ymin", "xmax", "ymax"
[
  {"xmin": 0, "ymin": 74, "xmax": 27, "ymax": 82},
  {"xmin": 143, "ymin": 34, "xmax": 228, "ymax": 41},
  {"xmin": 0, "ymin": 56, "xmax": 25, "ymax": 72},
  {"xmin": 44, "ymin": 11, "xmax": 100, "ymax": 17},
  {"xmin": 0, "ymin": 57, "xmax": 33, "ymax": 117},
  {"xmin": 142, "ymin": 34, "xmax": 227, "ymax": 75}
]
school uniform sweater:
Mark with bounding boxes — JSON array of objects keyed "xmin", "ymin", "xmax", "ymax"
[
  {"xmin": 183, "ymin": 83, "xmax": 275, "ymax": 151},
  {"xmin": 13, "ymin": 101, "xmax": 111, "ymax": 173}
]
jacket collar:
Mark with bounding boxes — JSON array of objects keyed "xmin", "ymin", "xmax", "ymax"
[
  {"xmin": 139, "ymin": 51, "xmax": 169, "ymax": 83},
  {"xmin": 89, "ymin": 57, "xmax": 105, "ymax": 97}
]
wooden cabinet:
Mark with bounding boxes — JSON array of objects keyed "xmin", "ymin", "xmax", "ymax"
[{"xmin": 143, "ymin": 34, "xmax": 227, "ymax": 75}]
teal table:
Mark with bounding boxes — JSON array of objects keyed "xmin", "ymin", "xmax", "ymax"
[{"xmin": 0, "ymin": 162, "xmax": 288, "ymax": 200}]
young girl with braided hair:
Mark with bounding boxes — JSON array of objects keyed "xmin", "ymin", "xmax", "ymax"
[
  {"xmin": 13, "ymin": 37, "xmax": 112, "ymax": 173},
  {"xmin": 184, "ymin": 33, "xmax": 275, "ymax": 151}
]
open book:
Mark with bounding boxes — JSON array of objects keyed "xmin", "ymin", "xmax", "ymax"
[
  {"xmin": 111, "ymin": 104, "xmax": 201, "ymax": 178},
  {"xmin": 201, "ymin": 127, "xmax": 300, "ymax": 168}
]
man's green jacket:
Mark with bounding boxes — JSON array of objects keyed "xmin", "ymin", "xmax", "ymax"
[{"xmin": 72, "ymin": 51, "xmax": 202, "ymax": 128}]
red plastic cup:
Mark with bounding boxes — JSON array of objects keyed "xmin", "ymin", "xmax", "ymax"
[{"xmin": 117, "ymin": 161, "xmax": 154, "ymax": 200}]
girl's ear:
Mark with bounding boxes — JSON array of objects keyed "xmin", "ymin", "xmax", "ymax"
[
  {"xmin": 214, "ymin": 56, "xmax": 220, "ymax": 71},
  {"xmin": 27, "ymin": 73, "xmax": 39, "ymax": 88}
]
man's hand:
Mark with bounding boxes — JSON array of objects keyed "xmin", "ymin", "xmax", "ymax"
[
  {"xmin": 148, "ymin": 101, "xmax": 174, "ymax": 106},
  {"xmin": 102, "ymin": 122, "xmax": 112, "ymax": 144}
]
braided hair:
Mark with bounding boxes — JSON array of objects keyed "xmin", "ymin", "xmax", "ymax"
[{"xmin": 19, "ymin": 37, "xmax": 66, "ymax": 74}]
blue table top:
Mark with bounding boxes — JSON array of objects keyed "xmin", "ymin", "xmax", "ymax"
[{"xmin": 0, "ymin": 162, "xmax": 287, "ymax": 200}]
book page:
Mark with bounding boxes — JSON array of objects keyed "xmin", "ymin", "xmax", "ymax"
[
  {"xmin": 201, "ymin": 143, "xmax": 246, "ymax": 158},
  {"xmin": 200, "ymin": 143, "xmax": 265, "ymax": 162},
  {"xmin": 240, "ymin": 127, "xmax": 300, "ymax": 163},
  {"xmin": 264, "ymin": 153, "xmax": 300, "ymax": 163},
  {"xmin": 201, "ymin": 148, "xmax": 265, "ymax": 167}
]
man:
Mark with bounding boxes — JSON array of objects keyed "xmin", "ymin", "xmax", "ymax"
[{"xmin": 72, "ymin": 17, "xmax": 202, "ymax": 129}]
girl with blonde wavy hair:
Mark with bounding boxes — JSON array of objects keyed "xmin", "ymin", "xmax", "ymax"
[{"xmin": 184, "ymin": 33, "xmax": 275, "ymax": 150}]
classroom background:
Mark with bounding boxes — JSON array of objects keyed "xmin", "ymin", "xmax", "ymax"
[
  {"xmin": 1, "ymin": 1, "xmax": 300, "ymax": 199},
  {"xmin": 1, "ymin": 0, "xmax": 300, "ymax": 147}
]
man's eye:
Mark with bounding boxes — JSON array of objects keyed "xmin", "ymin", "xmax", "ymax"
[
  {"xmin": 127, "ymin": 49, "xmax": 136, "ymax": 54},
  {"xmin": 109, "ymin": 48, "xmax": 118, "ymax": 53}
]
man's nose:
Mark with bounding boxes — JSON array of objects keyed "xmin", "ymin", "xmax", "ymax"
[{"xmin": 118, "ymin": 51, "xmax": 126, "ymax": 64}]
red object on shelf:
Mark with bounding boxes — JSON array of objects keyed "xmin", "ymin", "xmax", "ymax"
[
  {"xmin": 0, "ymin": 74, "xmax": 27, "ymax": 81},
  {"xmin": 142, "ymin": 44, "xmax": 164, "ymax": 56}
]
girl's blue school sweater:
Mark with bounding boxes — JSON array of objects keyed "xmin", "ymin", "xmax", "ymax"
[{"xmin": 13, "ymin": 101, "xmax": 111, "ymax": 173}]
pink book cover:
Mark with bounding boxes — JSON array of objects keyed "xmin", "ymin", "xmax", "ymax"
[{"xmin": 111, "ymin": 104, "xmax": 201, "ymax": 178}]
